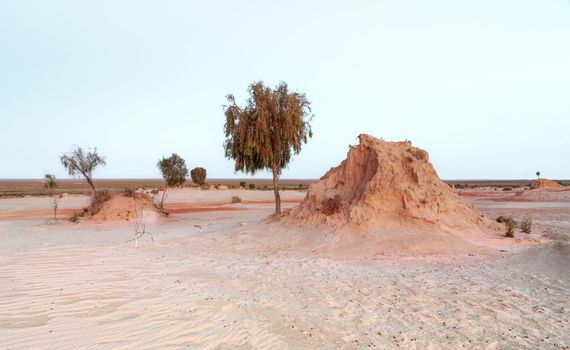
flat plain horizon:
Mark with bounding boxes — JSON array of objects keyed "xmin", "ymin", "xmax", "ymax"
[{"xmin": 1, "ymin": 1, "xmax": 569, "ymax": 180}]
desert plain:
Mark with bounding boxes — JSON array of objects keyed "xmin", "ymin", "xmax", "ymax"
[{"xmin": 0, "ymin": 183, "xmax": 569, "ymax": 350}]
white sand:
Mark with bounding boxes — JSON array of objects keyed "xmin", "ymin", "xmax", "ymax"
[{"xmin": 0, "ymin": 189, "xmax": 568, "ymax": 349}]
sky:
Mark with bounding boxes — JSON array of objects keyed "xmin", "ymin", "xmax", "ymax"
[{"xmin": 1, "ymin": 0, "xmax": 569, "ymax": 180}]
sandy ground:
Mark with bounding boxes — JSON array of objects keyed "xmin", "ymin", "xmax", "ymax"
[{"xmin": 0, "ymin": 188, "xmax": 569, "ymax": 349}]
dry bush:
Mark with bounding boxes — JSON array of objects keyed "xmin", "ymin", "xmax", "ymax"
[
  {"xmin": 87, "ymin": 189, "xmax": 112, "ymax": 215},
  {"xmin": 122, "ymin": 189, "xmax": 135, "ymax": 197},
  {"xmin": 69, "ymin": 211, "xmax": 82, "ymax": 223},
  {"xmin": 520, "ymin": 216, "xmax": 532, "ymax": 234},
  {"xmin": 496, "ymin": 216, "xmax": 507, "ymax": 223},
  {"xmin": 239, "ymin": 181, "xmax": 246, "ymax": 188},
  {"xmin": 248, "ymin": 183, "xmax": 255, "ymax": 189},
  {"xmin": 502, "ymin": 187, "xmax": 512, "ymax": 191},
  {"xmin": 190, "ymin": 167, "xmax": 207, "ymax": 185},
  {"xmin": 322, "ymin": 195, "xmax": 342, "ymax": 216},
  {"xmin": 504, "ymin": 217, "xmax": 516, "ymax": 237},
  {"xmin": 231, "ymin": 196, "xmax": 242, "ymax": 204}
]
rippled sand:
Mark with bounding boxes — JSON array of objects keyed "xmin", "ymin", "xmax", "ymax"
[{"xmin": 0, "ymin": 189, "xmax": 568, "ymax": 349}]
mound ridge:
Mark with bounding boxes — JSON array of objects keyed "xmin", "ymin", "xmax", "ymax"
[
  {"xmin": 91, "ymin": 193, "xmax": 162, "ymax": 222},
  {"xmin": 531, "ymin": 179, "xmax": 562, "ymax": 189},
  {"xmin": 284, "ymin": 134, "xmax": 496, "ymax": 232}
]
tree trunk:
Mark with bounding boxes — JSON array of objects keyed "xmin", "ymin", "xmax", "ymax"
[
  {"xmin": 85, "ymin": 176, "xmax": 96, "ymax": 193},
  {"xmin": 272, "ymin": 167, "xmax": 281, "ymax": 215},
  {"xmin": 53, "ymin": 196, "xmax": 58, "ymax": 223},
  {"xmin": 159, "ymin": 187, "xmax": 168, "ymax": 209}
]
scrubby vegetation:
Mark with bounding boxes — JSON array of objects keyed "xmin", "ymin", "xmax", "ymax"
[
  {"xmin": 223, "ymin": 81, "xmax": 313, "ymax": 214},
  {"xmin": 86, "ymin": 189, "xmax": 112, "ymax": 216},
  {"xmin": 496, "ymin": 216, "xmax": 507, "ymax": 223},
  {"xmin": 248, "ymin": 183, "xmax": 255, "ymax": 190},
  {"xmin": 520, "ymin": 216, "xmax": 532, "ymax": 234},
  {"xmin": 43, "ymin": 174, "xmax": 59, "ymax": 222},
  {"xmin": 122, "ymin": 189, "xmax": 135, "ymax": 197},
  {"xmin": 239, "ymin": 181, "xmax": 246, "ymax": 188},
  {"xmin": 504, "ymin": 217, "xmax": 517, "ymax": 237},
  {"xmin": 190, "ymin": 167, "xmax": 207, "ymax": 185},
  {"xmin": 157, "ymin": 153, "xmax": 188, "ymax": 209},
  {"xmin": 231, "ymin": 196, "xmax": 242, "ymax": 204}
]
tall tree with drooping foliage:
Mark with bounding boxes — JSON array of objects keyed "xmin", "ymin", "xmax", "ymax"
[
  {"xmin": 223, "ymin": 81, "xmax": 313, "ymax": 214},
  {"xmin": 60, "ymin": 147, "xmax": 106, "ymax": 193}
]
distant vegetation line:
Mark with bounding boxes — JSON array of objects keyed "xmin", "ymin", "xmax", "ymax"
[{"xmin": 0, "ymin": 178, "xmax": 568, "ymax": 198}]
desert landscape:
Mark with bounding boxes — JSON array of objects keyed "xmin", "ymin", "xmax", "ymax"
[
  {"xmin": 1, "ymin": 136, "xmax": 569, "ymax": 349},
  {"xmin": 2, "ymin": 2, "xmax": 569, "ymax": 349}
]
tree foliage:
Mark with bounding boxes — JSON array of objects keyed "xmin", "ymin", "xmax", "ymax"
[
  {"xmin": 223, "ymin": 81, "xmax": 313, "ymax": 214},
  {"xmin": 190, "ymin": 167, "xmax": 207, "ymax": 185},
  {"xmin": 60, "ymin": 147, "xmax": 106, "ymax": 192},
  {"xmin": 157, "ymin": 153, "xmax": 188, "ymax": 187},
  {"xmin": 44, "ymin": 174, "xmax": 58, "ymax": 191}
]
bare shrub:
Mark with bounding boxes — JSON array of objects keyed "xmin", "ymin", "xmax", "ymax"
[
  {"xmin": 520, "ymin": 216, "xmax": 532, "ymax": 234},
  {"xmin": 87, "ymin": 189, "xmax": 111, "ymax": 215},
  {"xmin": 231, "ymin": 196, "xmax": 242, "ymax": 204},
  {"xmin": 496, "ymin": 216, "xmax": 507, "ymax": 223},
  {"xmin": 322, "ymin": 195, "xmax": 342, "ymax": 216},
  {"xmin": 69, "ymin": 211, "xmax": 81, "ymax": 223},
  {"xmin": 504, "ymin": 217, "xmax": 516, "ymax": 237}
]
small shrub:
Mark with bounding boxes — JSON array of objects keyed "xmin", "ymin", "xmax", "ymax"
[
  {"xmin": 502, "ymin": 187, "xmax": 512, "ymax": 191},
  {"xmin": 122, "ymin": 189, "xmax": 135, "ymax": 197},
  {"xmin": 520, "ymin": 216, "xmax": 532, "ymax": 234},
  {"xmin": 200, "ymin": 183, "xmax": 210, "ymax": 190},
  {"xmin": 248, "ymin": 183, "xmax": 255, "ymax": 190},
  {"xmin": 88, "ymin": 189, "xmax": 112, "ymax": 215},
  {"xmin": 496, "ymin": 216, "xmax": 507, "ymax": 223},
  {"xmin": 322, "ymin": 195, "xmax": 342, "ymax": 216},
  {"xmin": 231, "ymin": 196, "xmax": 242, "ymax": 204},
  {"xmin": 504, "ymin": 217, "xmax": 516, "ymax": 237},
  {"xmin": 190, "ymin": 167, "xmax": 207, "ymax": 185},
  {"xmin": 239, "ymin": 181, "xmax": 246, "ymax": 188},
  {"xmin": 69, "ymin": 211, "xmax": 81, "ymax": 223}
]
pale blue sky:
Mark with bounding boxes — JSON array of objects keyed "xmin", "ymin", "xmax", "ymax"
[{"xmin": 1, "ymin": 0, "xmax": 569, "ymax": 180}]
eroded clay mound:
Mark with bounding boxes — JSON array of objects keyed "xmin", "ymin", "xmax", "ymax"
[
  {"xmin": 283, "ymin": 134, "xmax": 496, "ymax": 232},
  {"xmin": 531, "ymin": 179, "xmax": 562, "ymax": 189},
  {"xmin": 514, "ymin": 188, "xmax": 570, "ymax": 202},
  {"xmin": 91, "ymin": 194, "xmax": 162, "ymax": 222}
]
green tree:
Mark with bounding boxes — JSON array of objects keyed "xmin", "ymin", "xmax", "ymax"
[
  {"xmin": 190, "ymin": 167, "xmax": 207, "ymax": 185},
  {"xmin": 223, "ymin": 81, "xmax": 313, "ymax": 214},
  {"xmin": 536, "ymin": 171, "xmax": 541, "ymax": 179},
  {"xmin": 60, "ymin": 147, "xmax": 106, "ymax": 193},
  {"xmin": 157, "ymin": 153, "xmax": 188, "ymax": 208},
  {"xmin": 44, "ymin": 174, "xmax": 59, "ymax": 222}
]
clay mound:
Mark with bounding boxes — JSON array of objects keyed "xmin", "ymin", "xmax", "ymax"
[
  {"xmin": 513, "ymin": 188, "xmax": 570, "ymax": 202},
  {"xmin": 531, "ymin": 179, "xmax": 562, "ymax": 189},
  {"xmin": 283, "ymin": 134, "xmax": 497, "ymax": 233},
  {"xmin": 91, "ymin": 194, "xmax": 163, "ymax": 222}
]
